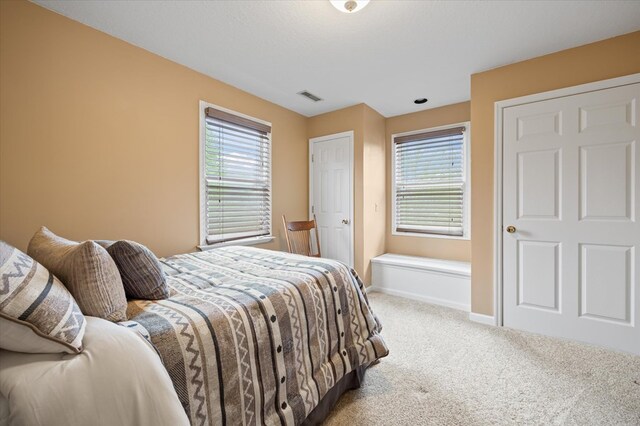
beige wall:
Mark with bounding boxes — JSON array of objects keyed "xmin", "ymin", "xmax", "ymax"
[
  {"xmin": 385, "ymin": 102, "xmax": 471, "ymax": 262},
  {"xmin": 470, "ymin": 31, "xmax": 640, "ymax": 315},
  {"xmin": 362, "ymin": 105, "xmax": 386, "ymax": 283},
  {"xmin": 307, "ymin": 104, "xmax": 366, "ymax": 279},
  {"xmin": 307, "ymin": 104, "xmax": 387, "ymax": 284},
  {"xmin": 0, "ymin": 0, "xmax": 308, "ymax": 257},
  {"xmin": 3, "ymin": 3, "xmax": 639, "ymax": 307}
]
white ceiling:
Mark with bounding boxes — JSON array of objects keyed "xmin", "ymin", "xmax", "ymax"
[{"xmin": 33, "ymin": 0, "xmax": 640, "ymax": 118}]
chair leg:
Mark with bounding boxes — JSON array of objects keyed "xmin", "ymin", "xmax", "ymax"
[
  {"xmin": 282, "ymin": 215, "xmax": 292, "ymax": 253},
  {"xmin": 313, "ymin": 214, "xmax": 321, "ymax": 257}
]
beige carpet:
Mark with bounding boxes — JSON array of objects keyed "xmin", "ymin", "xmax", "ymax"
[{"xmin": 324, "ymin": 292, "xmax": 640, "ymax": 425}]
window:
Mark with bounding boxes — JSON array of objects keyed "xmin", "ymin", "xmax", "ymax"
[
  {"xmin": 392, "ymin": 123, "xmax": 470, "ymax": 238},
  {"xmin": 200, "ymin": 103, "xmax": 272, "ymax": 246}
]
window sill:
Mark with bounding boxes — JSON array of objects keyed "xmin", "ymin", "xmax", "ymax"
[
  {"xmin": 391, "ymin": 230, "xmax": 471, "ymax": 241},
  {"xmin": 198, "ymin": 235, "xmax": 275, "ymax": 251}
]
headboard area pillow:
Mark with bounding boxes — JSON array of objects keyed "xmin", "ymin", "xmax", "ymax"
[
  {"xmin": 0, "ymin": 241, "xmax": 86, "ymax": 353},
  {"xmin": 96, "ymin": 240, "xmax": 169, "ymax": 300},
  {"xmin": 27, "ymin": 227, "xmax": 127, "ymax": 322}
]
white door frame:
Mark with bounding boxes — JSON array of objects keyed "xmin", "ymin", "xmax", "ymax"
[
  {"xmin": 309, "ymin": 131, "xmax": 355, "ymax": 268},
  {"xmin": 493, "ymin": 73, "xmax": 640, "ymax": 327}
]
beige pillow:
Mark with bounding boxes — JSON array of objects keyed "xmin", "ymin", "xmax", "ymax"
[
  {"xmin": 27, "ymin": 227, "xmax": 127, "ymax": 322},
  {"xmin": 0, "ymin": 241, "xmax": 86, "ymax": 353}
]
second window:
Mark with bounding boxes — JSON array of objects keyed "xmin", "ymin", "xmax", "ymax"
[{"xmin": 392, "ymin": 123, "xmax": 470, "ymax": 238}]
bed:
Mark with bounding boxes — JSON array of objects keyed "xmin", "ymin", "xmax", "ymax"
[{"xmin": 0, "ymin": 246, "xmax": 388, "ymax": 425}]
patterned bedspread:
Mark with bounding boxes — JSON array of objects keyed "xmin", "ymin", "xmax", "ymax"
[{"xmin": 126, "ymin": 246, "xmax": 388, "ymax": 426}]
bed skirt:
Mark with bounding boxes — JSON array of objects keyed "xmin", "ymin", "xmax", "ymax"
[{"xmin": 301, "ymin": 363, "xmax": 369, "ymax": 425}]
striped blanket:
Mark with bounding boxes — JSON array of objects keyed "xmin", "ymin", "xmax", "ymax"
[{"xmin": 126, "ymin": 246, "xmax": 388, "ymax": 425}]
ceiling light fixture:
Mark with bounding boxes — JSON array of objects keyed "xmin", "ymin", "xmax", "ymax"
[
  {"xmin": 330, "ymin": 0, "xmax": 370, "ymax": 13},
  {"xmin": 414, "ymin": 98, "xmax": 428, "ymax": 104}
]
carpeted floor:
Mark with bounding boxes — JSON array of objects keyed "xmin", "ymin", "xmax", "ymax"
[{"xmin": 324, "ymin": 292, "xmax": 640, "ymax": 425}]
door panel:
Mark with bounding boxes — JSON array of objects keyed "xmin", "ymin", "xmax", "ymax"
[
  {"xmin": 579, "ymin": 98, "xmax": 635, "ymax": 132},
  {"xmin": 579, "ymin": 142, "xmax": 634, "ymax": 221},
  {"xmin": 517, "ymin": 149, "xmax": 561, "ymax": 220},
  {"xmin": 579, "ymin": 244, "xmax": 633, "ymax": 324},
  {"xmin": 518, "ymin": 240, "xmax": 560, "ymax": 312},
  {"xmin": 311, "ymin": 135, "xmax": 353, "ymax": 267},
  {"xmin": 503, "ymin": 82, "xmax": 640, "ymax": 354}
]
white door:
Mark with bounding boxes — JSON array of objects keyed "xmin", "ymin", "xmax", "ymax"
[
  {"xmin": 310, "ymin": 132, "xmax": 354, "ymax": 267},
  {"xmin": 502, "ymin": 82, "xmax": 640, "ymax": 354}
]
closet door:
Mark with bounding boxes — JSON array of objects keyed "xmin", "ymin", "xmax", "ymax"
[{"xmin": 502, "ymin": 82, "xmax": 640, "ymax": 354}]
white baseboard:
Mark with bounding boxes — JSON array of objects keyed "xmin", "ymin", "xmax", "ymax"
[
  {"xmin": 368, "ymin": 286, "xmax": 470, "ymax": 312},
  {"xmin": 468, "ymin": 312, "xmax": 496, "ymax": 326}
]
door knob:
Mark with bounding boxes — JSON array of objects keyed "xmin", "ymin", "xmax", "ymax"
[
  {"xmin": 342, "ymin": 219, "xmax": 350, "ymax": 225},
  {"xmin": 506, "ymin": 225, "xmax": 516, "ymax": 233}
]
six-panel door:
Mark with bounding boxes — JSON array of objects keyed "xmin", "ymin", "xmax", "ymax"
[
  {"xmin": 311, "ymin": 135, "xmax": 353, "ymax": 267},
  {"xmin": 503, "ymin": 83, "xmax": 639, "ymax": 354}
]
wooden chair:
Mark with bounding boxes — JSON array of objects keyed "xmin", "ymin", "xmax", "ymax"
[{"xmin": 282, "ymin": 215, "xmax": 321, "ymax": 257}]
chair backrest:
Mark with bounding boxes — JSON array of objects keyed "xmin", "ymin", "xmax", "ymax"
[{"xmin": 282, "ymin": 215, "xmax": 321, "ymax": 257}]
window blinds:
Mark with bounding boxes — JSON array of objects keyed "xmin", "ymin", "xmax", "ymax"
[
  {"xmin": 204, "ymin": 107, "xmax": 271, "ymax": 244},
  {"xmin": 394, "ymin": 126, "xmax": 466, "ymax": 237}
]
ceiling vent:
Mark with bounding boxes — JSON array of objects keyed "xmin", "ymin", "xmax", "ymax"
[{"xmin": 298, "ymin": 90, "xmax": 323, "ymax": 102}]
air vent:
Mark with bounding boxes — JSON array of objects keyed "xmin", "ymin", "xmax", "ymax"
[{"xmin": 298, "ymin": 90, "xmax": 323, "ymax": 102}]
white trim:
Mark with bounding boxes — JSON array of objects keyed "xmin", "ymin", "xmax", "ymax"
[
  {"xmin": 308, "ymin": 131, "xmax": 355, "ymax": 268},
  {"xmin": 494, "ymin": 73, "xmax": 640, "ymax": 111},
  {"xmin": 469, "ymin": 312, "xmax": 497, "ymax": 326},
  {"xmin": 368, "ymin": 287, "xmax": 470, "ymax": 312},
  {"xmin": 198, "ymin": 235, "xmax": 275, "ymax": 251},
  {"xmin": 392, "ymin": 230, "xmax": 470, "ymax": 241},
  {"xmin": 199, "ymin": 100, "xmax": 206, "ymax": 247},
  {"xmin": 199, "ymin": 100, "xmax": 273, "ymax": 247},
  {"xmin": 493, "ymin": 100, "xmax": 504, "ymax": 327},
  {"xmin": 492, "ymin": 73, "xmax": 640, "ymax": 328},
  {"xmin": 391, "ymin": 121, "xmax": 471, "ymax": 240}
]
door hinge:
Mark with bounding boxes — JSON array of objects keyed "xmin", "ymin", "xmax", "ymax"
[
  {"xmin": 311, "ymin": 205, "xmax": 315, "ymax": 213},
  {"xmin": 311, "ymin": 154, "xmax": 314, "ymax": 162}
]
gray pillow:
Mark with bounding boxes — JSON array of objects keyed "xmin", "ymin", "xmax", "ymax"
[
  {"xmin": 0, "ymin": 241, "xmax": 86, "ymax": 353},
  {"xmin": 97, "ymin": 240, "xmax": 169, "ymax": 300},
  {"xmin": 27, "ymin": 227, "xmax": 127, "ymax": 322}
]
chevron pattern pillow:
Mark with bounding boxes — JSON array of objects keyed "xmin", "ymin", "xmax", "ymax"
[
  {"xmin": 0, "ymin": 241, "xmax": 86, "ymax": 353},
  {"xmin": 97, "ymin": 240, "xmax": 169, "ymax": 300}
]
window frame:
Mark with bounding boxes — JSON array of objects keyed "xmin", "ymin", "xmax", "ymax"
[
  {"xmin": 198, "ymin": 100, "xmax": 274, "ymax": 250},
  {"xmin": 391, "ymin": 121, "xmax": 471, "ymax": 240}
]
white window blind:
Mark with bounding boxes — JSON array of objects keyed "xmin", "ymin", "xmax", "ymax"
[
  {"xmin": 394, "ymin": 126, "xmax": 466, "ymax": 237},
  {"xmin": 203, "ymin": 106, "xmax": 271, "ymax": 244}
]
